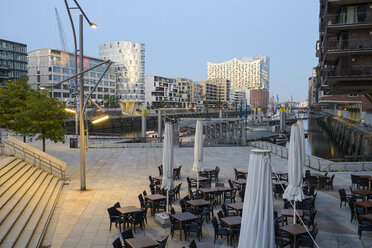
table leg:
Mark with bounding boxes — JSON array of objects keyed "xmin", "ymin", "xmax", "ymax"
[
  {"xmin": 152, "ymin": 201, "xmax": 154, "ymax": 216},
  {"xmin": 180, "ymin": 220, "xmax": 183, "ymax": 241},
  {"xmin": 294, "ymin": 235, "xmax": 297, "ymax": 248}
]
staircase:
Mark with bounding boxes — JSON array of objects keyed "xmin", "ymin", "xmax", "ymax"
[{"xmin": 0, "ymin": 156, "xmax": 64, "ymax": 248}]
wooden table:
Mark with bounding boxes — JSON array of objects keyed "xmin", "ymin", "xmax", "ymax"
[
  {"xmin": 280, "ymin": 224, "xmax": 309, "ymax": 248},
  {"xmin": 280, "ymin": 209, "xmax": 303, "ymax": 225},
  {"xmin": 354, "ymin": 201, "xmax": 372, "ymax": 213},
  {"xmin": 361, "ymin": 213, "xmax": 372, "ymax": 222},
  {"xmin": 190, "ymin": 176, "xmax": 209, "ymax": 182},
  {"xmin": 353, "ymin": 190, "xmax": 372, "ymax": 201},
  {"xmin": 186, "ymin": 199, "xmax": 210, "ymax": 208},
  {"xmin": 220, "ymin": 216, "xmax": 241, "ymax": 245},
  {"xmin": 227, "ymin": 202, "xmax": 243, "ymax": 215},
  {"xmin": 125, "ymin": 236, "xmax": 160, "ymax": 248},
  {"xmin": 199, "ymin": 187, "xmax": 232, "ymax": 203},
  {"xmin": 117, "ymin": 206, "xmax": 142, "ymax": 229},
  {"xmin": 203, "ymin": 168, "xmax": 216, "ymax": 179},
  {"xmin": 171, "ymin": 212, "xmax": 198, "ymax": 241},
  {"xmin": 145, "ymin": 194, "xmax": 166, "ymax": 215}
]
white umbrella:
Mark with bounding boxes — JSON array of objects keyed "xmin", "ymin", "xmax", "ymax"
[
  {"xmin": 161, "ymin": 122, "xmax": 174, "ymax": 213},
  {"xmin": 297, "ymin": 120, "xmax": 306, "ymax": 170},
  {"xmin": 239, "ymin": 149, "xmax": 274, "ymax": 248},
  {"xmin": 283, "ymin": 124, "xmax": 304, "ymax": 224},
  {"xmin": 193, "ymin": 120, "xmax": 203, "ymax": 189}
]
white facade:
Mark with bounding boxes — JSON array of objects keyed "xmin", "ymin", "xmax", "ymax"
[
  {"xmin": 207, "ymin": 54, "xmax": 270, "ymax": 90},
  {"xmin": 28, "ymin": 48, "xmax": 116, "ymax": 102},
  {"xmin": 174, "ymin": 78, "xmax": 201, "ymax": 109},
  {"xmin": 99, "ymin": 41, "xmax": 145, "ymax": 111},
  {"xmin": 229, "ymin": 89, "xmax": 246, "ymax": 105},
  {"xmin": 145, "ymin": 76, "xmax": 179, "ymax": 109}
]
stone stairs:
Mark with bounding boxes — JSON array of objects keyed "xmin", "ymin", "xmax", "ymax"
[{"xmin": 0, "ymin": 156, "xmax": 64, "ymax": 248}]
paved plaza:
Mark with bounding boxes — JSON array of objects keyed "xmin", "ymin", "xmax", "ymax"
[{"xmin": 24, "ymin": 139, "xmax": 372, "ymax": 248}]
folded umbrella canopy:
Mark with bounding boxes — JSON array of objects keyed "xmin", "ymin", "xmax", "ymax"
[
  {"xmin": 283, "ymin": 124, "xmax": 304, "ymax": 223},
  {"xmin": 238, "ymin": 149, "xmax": 275, "ymax": 248},
  {"xmin": 192, "ymin": 120, "xmax": 203, "ymax": 189},
  {"xmin": 161, "ymin": 122, "xmax": 174, "ymax": 213}
]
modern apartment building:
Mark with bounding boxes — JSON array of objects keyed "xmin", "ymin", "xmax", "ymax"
[
  {"xmin": 207, "ymin": 55, "xmax": 270, "ymax": 90},
  {"xmin": 316, "ymin": 0, "xmax": 372, "ymax": 122},
  {"xmin": 229, "ymin": 89, "xmax": 246, "ymax": 105},
  {"xmin": 201, "ymin": 78, "xmax": 230, "ymax": 104},
  {"xmin": 28, "ymin": 48, "xmax": 116, "ymax": 102},
  {"xmin": 174, "ymin": 78, "xmax": 200, "ymax": 109},
  {"xmin": 0, "ymin": 39, "xmax": 27, "ymax": 85},
  {"xmin": 99, "ymin": 41, "xmax": 145, "ymax": 114},
  {"xmin": 199, "ymin": 81, "xmax": 217, "ymax": 105},
  {"xmin": 145, "ymin": 76, "xmax": 179, "ymax": 109}
]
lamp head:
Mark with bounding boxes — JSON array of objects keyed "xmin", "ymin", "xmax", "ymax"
[
  {"xmin": 92, "ymin": 115, "xmax": 109, "ymax": 124},
  {"xmin": 90, "ymin": 23, "xmax": 97, "ymax": 29}
]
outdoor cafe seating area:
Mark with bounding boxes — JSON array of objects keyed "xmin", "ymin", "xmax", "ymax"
[{"xmin": 107, "ymin": 164, "xmax": 322, "ymax": 248}]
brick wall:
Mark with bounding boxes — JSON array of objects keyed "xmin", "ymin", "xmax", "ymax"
[{"xmin": 250, "ymin": 89, "xmax": 269, "ymax": 109}]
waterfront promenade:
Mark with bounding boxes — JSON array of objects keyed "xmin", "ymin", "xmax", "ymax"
[{"xmin": 23, "ymin": 138, "xmax": 372, "ymax": 248}]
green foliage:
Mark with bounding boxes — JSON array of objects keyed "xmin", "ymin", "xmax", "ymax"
[
  {"xmin": 0, "ymin": 79, "xmax": 69, "ymax": 151},
  {"xmin": 0, "ymin": 78, "xmax": 32, "ymax": 137}
]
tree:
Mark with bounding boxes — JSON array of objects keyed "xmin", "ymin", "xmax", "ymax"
[
  {"xmin": 0, "ymin": 78, "xmax": 33, "ymax": 141},
  {"xmin": 0, "ymin": 78, "xmax": 69, "ymax": 152},
  {"xmin": 24, "ymin": 90, "xmax": 69, "ymax": 152}
]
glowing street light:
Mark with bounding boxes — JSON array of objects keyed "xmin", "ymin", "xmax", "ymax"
[{"xmin": 92, "ymin": 115, "xmax": 109, "ymax": 124}]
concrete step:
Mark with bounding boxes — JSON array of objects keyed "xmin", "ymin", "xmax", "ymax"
[
  {"xmin": 0, "ymin": 159, "xmax": 22, "ymax": 178},
  {"xmin": 0, "ymin": 163, "xmax": 33, "ymax": 197},
  {"xmin": 0, "ymin": 157, "xmax": 16, "ymax": 171},
  {"xmin": 40, "ymin": 182, "xmax": 67, "ymax": 248},
  {"xmin": 0, "ymin": 161, "xmax": 27, "ymax": 187},
  {"xmin": 0, "ymin": 174, "xmax": 53, "ymax": 248},
  {"xmin": 0, "ymin": 168, "xmax": 41, "ymax": 211},
  {"xmin": 13, "ymin": 177, "xmax": 60, "ymax": 248},
  {"xmin": 28, "ymin": 180, "xmax": 64, "ymax": 248},
  {"xmin": 0, "ymin": 171, "xmax": 47, "ymax": 243}
]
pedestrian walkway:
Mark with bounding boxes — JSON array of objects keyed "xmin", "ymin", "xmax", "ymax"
[{"xmin": 21, "ymin": 138, "xmax": 372, "ymax": 247}]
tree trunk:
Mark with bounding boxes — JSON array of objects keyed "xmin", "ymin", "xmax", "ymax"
[{"xmin": 42, "ymin": 137, "xmax": 45, "ymax": 152}]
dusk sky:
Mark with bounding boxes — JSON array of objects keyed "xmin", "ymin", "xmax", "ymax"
[{"xmin": 1, "ymin": 0, "xmax": 319, "ymax": 102}]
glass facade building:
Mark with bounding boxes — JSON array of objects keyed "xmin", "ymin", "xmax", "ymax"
[{"xmin": 0, "ymin": 39, "xmax": 27, "ymax": 85}]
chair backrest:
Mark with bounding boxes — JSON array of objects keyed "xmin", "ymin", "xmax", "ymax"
[
  {"xmin": 189, "ymin": 240, "xmax": 197, "ymax": 248},
  {"xmin": 121, "ymin": 228, "xmax": 134, "ymax": 241},
  {"xmin": 212, "ymin": 217, "xmax": 219, "ymax": 230},
  {"xmin": 215, "ymin": 182, "xmax": 224, "ymax": 187},
  {"xmin": 158, "ymin": 166, "xmax": 163, "ymax": 176},
  {"xmin": 305, "ymin": 170, "xmax": 311, "ymax": 177},
  {"xmin": 180, "ymin": 199, "xmax": 186, "ymax": 212},
  {"xmin": 138, "ymin": 194, "xmax": 145, "ymax": 208},
  {"xmin": 349, "ymin": 185, "xmax": 354, "ymax": 194},
  {"xmin": 149, "ymin": 176, "xmax": 153, "ymax": 184},
  {"xmin": 143, "ymin": 190, "xmax": 147, "ymax": 196},
  {"xmin": 107, "ymin": 207, "xmax": 118, "ymax": 219},
  {"xmin": 338, "ymin": 189, "xmax": 346, "ymax": 199},
  {"xmin": 359, "ymin": 177, "xmax": 369, "ymax": 186},
  {"xmin": 114, "ymin": 202, "xmax": 121, "ymax": 208},
  {"xmin": 170, "ymin": 207, "xmax": 176, "ymax": 214},
  {"xmin": 217, "ymin": 210, "xmax": 224, "ymax": 220},
  {"xmin": 112, "ymin": 237, "xmax": 123, "ymax": 248},
  {"xmin": 228, "ymin": 179, "xmax": 233, "ymax": 188},
  {"xmin": 351, "ymin": 174, "xmax": 359, "ymax": 184},
  {"xmin": 221, "ymin": 204, "xmax": 228, "ymax": 216},
  {"xmin": 149, "ymin": 184, "xmax": 155, "ymax": 194},
  {"xmin": 184, "ymin": 195, "xmax": 190, "ymax": 201}
]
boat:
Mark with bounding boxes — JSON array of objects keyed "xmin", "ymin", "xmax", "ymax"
[{"xmin": 146, "ymin": 131, "xmax": 158, "ymax": 138}]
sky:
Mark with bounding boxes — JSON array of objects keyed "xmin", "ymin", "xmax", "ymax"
[{"xmin": 1, "ymin": 0, "xmax": 319, "ymax": 102}]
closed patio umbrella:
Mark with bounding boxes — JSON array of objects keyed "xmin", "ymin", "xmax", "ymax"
[
  {"xmin": 238, "ymin": 149, "xmax": 275, "ymax": 248},
  {"xmin": 192, "ymin": 120, "xmax": 203, "ymax": 189},
  {"xmin": 161, "ymin": 122, "xmax": 174, "ymax": 213},
  {"xmin": 283, "ymin": 124, "xmax": 304, "ymax": 224},
  {"xmin": 297, "ymin": 120, "xmax": 306, "ymax": 169}
]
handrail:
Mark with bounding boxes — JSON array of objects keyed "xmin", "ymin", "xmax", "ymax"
[{"xmin": 4, "ymin": 136, "xmax": 66, "ymax": 180}]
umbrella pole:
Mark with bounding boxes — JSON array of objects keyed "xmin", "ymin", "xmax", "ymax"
[
  {"xmin": 197, "ymin": 173, "xmax": 199, "ymax": 189},
  {"xmin": 293, "ymin": 201, "xmax": 296, "ymax": 224},
  {"xmin": 166, "ymin": 190, "xmax": 169, "ymax": 213}
]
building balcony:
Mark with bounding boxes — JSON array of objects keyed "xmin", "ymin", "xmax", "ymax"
[
  {"xmin": 325, "ymin": 38, "xmax": 372, "ymax": 62},
  {"xmin": 327, "ymin": 12, "xmax": 372, "ymax": 29}
]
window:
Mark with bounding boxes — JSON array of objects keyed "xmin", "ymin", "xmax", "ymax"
[{"xmin": 53, "ymin": 66, "xmax": 61, "ymax": 73}]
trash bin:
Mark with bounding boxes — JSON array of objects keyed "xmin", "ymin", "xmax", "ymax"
[{"xmin": 70, "ymin": 137, "xmax": 78, "ymax": 148}]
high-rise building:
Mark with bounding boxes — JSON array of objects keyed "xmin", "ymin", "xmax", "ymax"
[
  {"xmin": 174, "ymin": 78, "xmax": 200, "ymax": 109},
  {"xmin": 99, "ymin": 41, "xmax": 145, "ymax": 114},
  {"xmin": 316, "ymin": 0, "xmax": 372, "ymax": 122},
  {"xmin": 28, "ymin": 48, "xmax": 116, "ymax": 102},
  {"xmin": 201, "ymin": 78, "xmax": 230, "ymax": 104},
  {"xmin": 0, "ymin": 39, "xmax": 27, "ymax": 85},
  {"xmin": 145, "ymin": 76, "xmax": 179, "ymax": 109},
  {"xmin": 199, "ymin": 81, "xmax": 217, "ymax": 104},
  {"xmin": 207, "ymin": 55, "xmax": 269, "ymax": 90}
]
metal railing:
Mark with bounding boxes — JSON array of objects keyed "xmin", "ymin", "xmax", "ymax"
[
  {"xmin": 328, "ymin": 12, "xmax": 371, "ymax": 26},
  {"xmin": 325, "ymin": 65, "xmax": 372, "ymax": 77},
  {"xmin": 3, "ymin": 136, "xmax": 66, "ymax": 180},
  {"xmin": 327, "ymin": 38, "xmax": 372, "ymax": 51}
]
